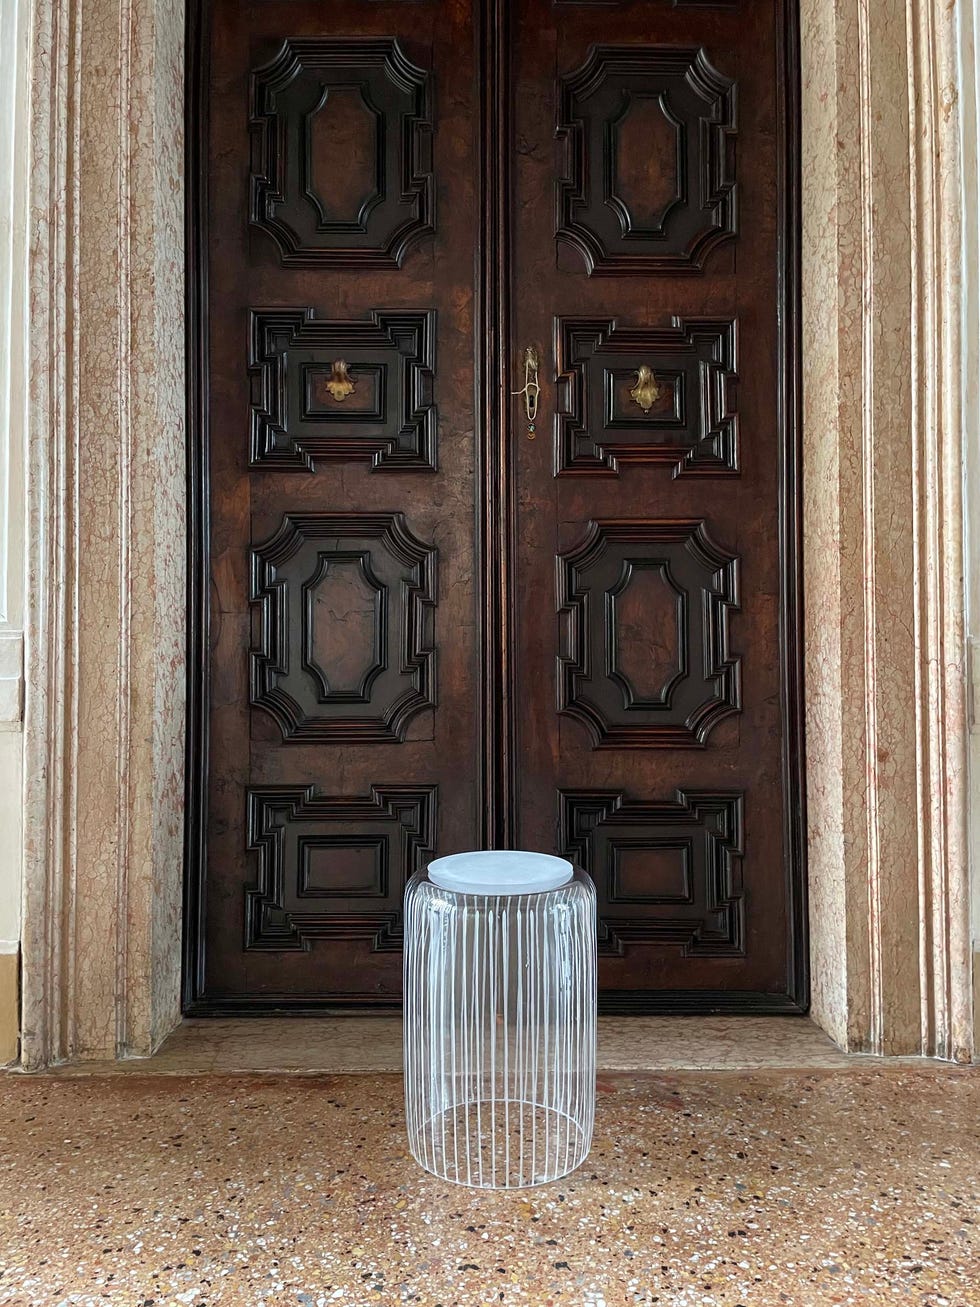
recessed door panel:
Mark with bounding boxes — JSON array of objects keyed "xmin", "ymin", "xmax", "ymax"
[
  {"xmin": 249, "ymin": 512, "xmax": 437, "ymax": 743},
  {"xmin": 556, "ymin": 45, "xmax": 737, "ymax": 274},
  {"xmin": 247, "ymin": 308, "xmax": 437, "ymax": 470},
  {"xmin": 555, "ymin": 316, "xmax": 738, "ymax": 474},
  {"xmin": 249, "ymin": 37, "xmax": 434, "ymax": 267},
  {"xmin": 557, "ymin": 518, "xmax": 740, "ymax": 748}
]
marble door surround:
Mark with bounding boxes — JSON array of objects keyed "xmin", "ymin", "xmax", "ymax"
[{"xmin": 17, "ymin": 0, "xmax": 974, "ymax": 1067}]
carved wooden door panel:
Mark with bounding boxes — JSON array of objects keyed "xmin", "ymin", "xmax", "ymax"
[
  {"xmin": 189, "ymin": 0, "xmax": 482, "ymax": 1010},
  {"xmin": 506, "ymin": 0, "xmax": 805, "ymax": 1011},
  {"xmin": 187, "ymin": 0, "xmax": 805, "ymax": 1013}
]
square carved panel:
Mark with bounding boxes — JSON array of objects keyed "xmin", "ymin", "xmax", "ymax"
[
  {"xmin": 560, "ymin": 788, "xmax": 745, "ymax": 956},
  {"xmin": 249, "ymin": 308, "xmax": 436, "ymax": 471},
  {"xmin": 555, "ymin": 316, "xmax": 738, "ymax": 475},
  {"xmin": 245, "ymin": 784, "xmax": 437, "ymax": 951}
]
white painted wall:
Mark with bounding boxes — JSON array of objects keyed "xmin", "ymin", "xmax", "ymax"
[
  {"xmin": 0, "ymin": 0, "xmax": 30, "ymax": 965},
  {"xmin": 960, "ymin": 0, "xmax": 980, "ymax": 966}
]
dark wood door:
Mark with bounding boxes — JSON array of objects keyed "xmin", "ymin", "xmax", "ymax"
[{"xmin": 185, "ymin": 0, "xmax": 806, "ymax": 1014}]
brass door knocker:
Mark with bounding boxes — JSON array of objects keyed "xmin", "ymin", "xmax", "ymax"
[
  {"xmin": 630, "ymin": 365, "xmax": 662, "ymax": 413},
  {"xmin": 324, "ymin": 360, "xmax": 356, "ymax": 402}
]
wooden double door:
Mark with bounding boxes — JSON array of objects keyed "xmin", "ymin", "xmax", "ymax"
[{"xmin": 185, "ymin": 0, "xmax": 806, "ymax": 1013}]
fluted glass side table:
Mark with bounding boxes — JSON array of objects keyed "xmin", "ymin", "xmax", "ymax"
[{"xmin": 403, "ymin": 851, "xmax": 597, "ymax": 1189}]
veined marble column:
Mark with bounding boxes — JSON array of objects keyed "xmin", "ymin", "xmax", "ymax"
[
  {"xmin": 801, "ymin": 0, "xmax": 972, "ymax": 1059},
  {"xmin": 21, "ymin": 0, "xmax": 186, "ymax": 1067}
]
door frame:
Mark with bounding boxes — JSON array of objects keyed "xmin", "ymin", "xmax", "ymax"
[
  {"xmin": 182, "ymin": 0, "xmax": 809, "ymax": 1017},
  {"xmin": 17, "ymin": 0, "xmax": 974, "ymax": 1064}
]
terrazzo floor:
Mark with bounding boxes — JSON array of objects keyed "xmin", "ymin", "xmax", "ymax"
[{"xmin": 0, "ymin": 1067, "xmax": 977, "ymax": 1306}]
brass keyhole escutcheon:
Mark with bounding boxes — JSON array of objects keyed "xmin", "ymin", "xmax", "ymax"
[
  {"xmin": 512, "ymin": 345, "xmax": 541, "ymax": 438},
  {"xmin": 325, "ymin": 360, "xmax": 356, "ymax": 402},
  {"xmin": 630, "ymin": 365, "xmax": 662, "ymax": 413}
]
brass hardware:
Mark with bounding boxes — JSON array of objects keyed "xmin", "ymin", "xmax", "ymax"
[
  {"xmin": 512, "ymin": 345, "xmax": 541, "ymax": 438},
  {"xmin": 630, "ymin": 365, "xmax": 662, "ymax": 413},
  {"xmin": 324, "ymin": 360, "xmax": 356, "ymax": 402}
]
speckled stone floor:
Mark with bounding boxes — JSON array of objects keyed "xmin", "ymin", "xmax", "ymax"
[{"xmin": 0, "ymin": 1068, "xmax": 976, "ymax": 1306}]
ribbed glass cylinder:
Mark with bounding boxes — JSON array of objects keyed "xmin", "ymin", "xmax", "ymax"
[{"xmin": 403, "ymin": 861, "xmax": 596, "ymax": 1189}]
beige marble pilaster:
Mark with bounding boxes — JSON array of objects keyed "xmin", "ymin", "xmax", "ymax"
[
  {"xmin": 802, "ymin": 0, "xmax": 972, "ymax": 1058},
  {"xmin": 20, "ymin": 0, "xmax": 185, "ymax": 1068}
]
